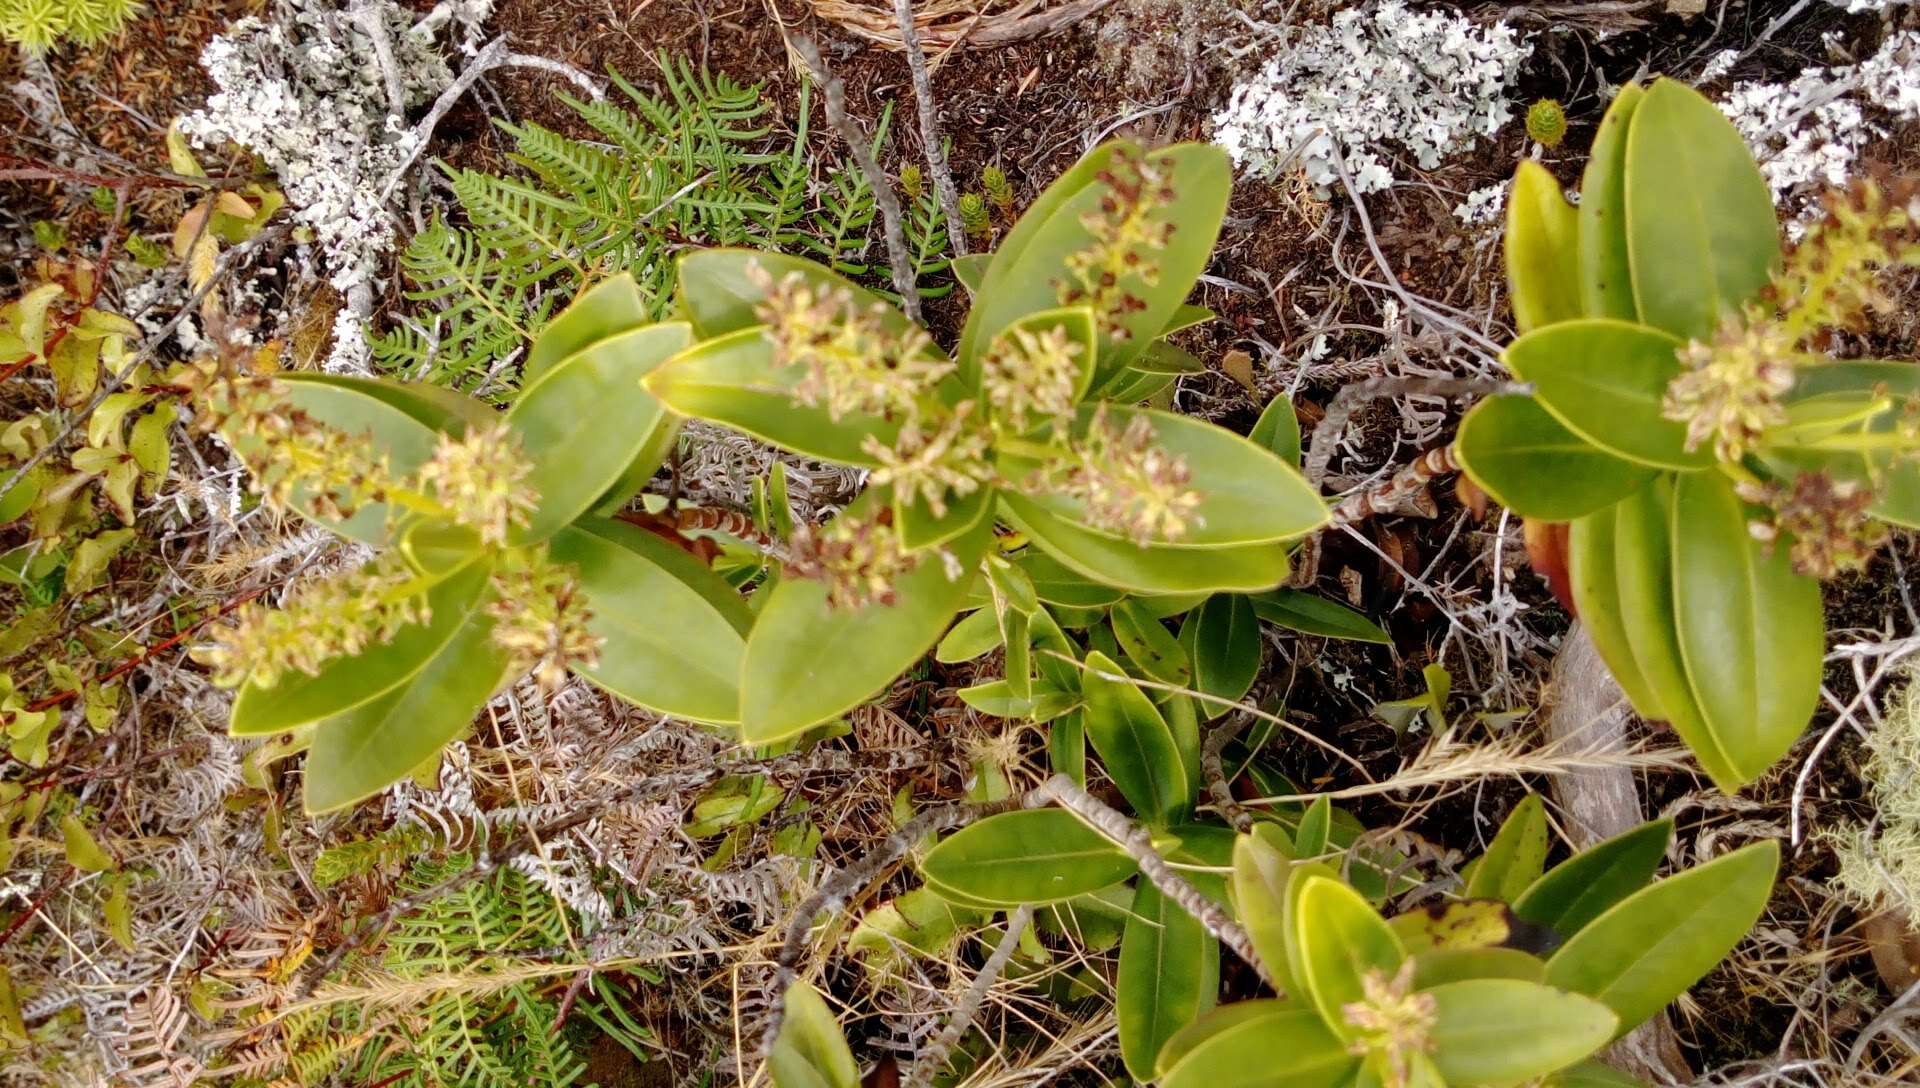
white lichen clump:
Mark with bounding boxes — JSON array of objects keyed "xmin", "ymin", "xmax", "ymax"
[
  {"xmin": 1212, "ymin": 0, "xmax": 1531, "ymax": 194},
  {"xmin": 1832, "ymin": 667, "xmax": 1920, "ymax": 919},
  {"xmin": 178, "ymin": 0, "xmax": 493, "ymax": 371},
  {"xmin": 1717, "ymin": 31, "xmax": 1920, "ymax": 230}
]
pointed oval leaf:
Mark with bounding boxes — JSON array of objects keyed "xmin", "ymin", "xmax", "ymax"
[
  {"xmin": 1411, "ymin": 946, "xmax": 1547, "ymax": 989},
  {"xmin": 552, "ymin": 520, "xmax": 749, "ymax": 722},
  {"xmin": 1180, "ymin": 594, "xmax": 1262, "ymax": 714},
  {"xmin": 936, "ymin": 607, "xmax": 1002, "ymax": 663},
  {"xmin": 1110, "ymin": 599, "xmax": 1190, "ymax": 685},
  {"xmin": 768, "ymin": 981, "xmax": 858, "ymax": 1088},
  {"xmin": 1456, "ymin": 396, "xmax": 1655, "ymax": 520},
  {"xmin": 230, "ymin": 559, "xmax": 491, "ymax": 736},
  {"xmin": 302, "ymin": 582, "xmax": 510, "ymax": 814},
  {"xmin": 282, "ymin": 373, "xmax": 495, "ymax": 435},
  {"xmin": 1568, "ymin": 503, "xmax": 1665, "ymax": 719},
  {"xmin": 741, "ymin": 504, "xmax": 993, "ymax": 742},
  {"xmin": 1670, "ymin": 471, "xmax": 1823, "ymax": 789},
  {"xmin": 959, "ymin": 141, "xmax": 1232, "ymax": 385},
  {"xmin": 506, "ymin": 322, "xmax": 691, "ymax": 544},
  {"xmin": 1013, "ymin": 405, "xmax": 1327, "ymax": 546},
  {"xmin": 1000, "ymin": 491, "xmax": 1291, "ymax": 595},
  {"xmin": 1545, "ymin": 840, "xmax": 1779, "ymax": 1035},
  {"xmin": 1118, "ymin": 879, "xmax": 1220, "ymax": 1081},
  {"xmin": 678, "ymin": 248, "xmax": 921, "ymax": 343},
  {"xmin": 1504, "ymin": 320, "xmax": 1706, "ymax": 471},
  {"xmin": 1427, "ymin": 979, "xmax": 1618, "ymax": 1087},
  {"xmin": 1017, "ymin": 549, "xmax": 1127, "ymax": 607},
  {"xmin": 1611, "ymin": 478, "xmax": 1742, "ymax": 786},
  {"xmin": 1514, "ymin": 819, "xmax": 1673, "ymax": 939},
  {"xmin": 1465, "ymin": 793, "xmax": 1550, "ymax": 902},
  {"xmin": 1231, "ymin": 824, "xmax": 1297, "ymax": 986},
  {"xmin": 1507, "ymin": 160, "xmax": 1583, "ymax": 333},
  {"xmin": 644, "ymin": 328, "xmax": 899, "ymax": 467},
  {"xmin": 1625, "ymin": 79, "xmax": 1780, "ymax": 342},
  {"xmin": 523, "ymin": 273, "xmax": 652, "ymax": 383},
  {"xmin": 1248, "ymin": 588, "xmax": 1390, "ymax": 643},
  {"xmin": 1251, "ymin": 394, "xmax": 1303, "ymax": 467},
  {"xmin": 1080, "ymin": 649, "xmax": 1192, "ymax": 825},
  {"xmin": 920, "ymin": 809, "xmax": 1136, "ymax": 906},
  {"xmin": 1295, "ymin": 874, "xmax": 1407, "ymax": 1039},
  {"xmin": 1578, "ymin": 83, "xmax": 1644, "ymax": 321},
  {"xmin": 1158, "ymin": 1001, "xmax": 1359, "ymax": 1088}
]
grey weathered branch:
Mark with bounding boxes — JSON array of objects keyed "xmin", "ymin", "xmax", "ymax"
[
  {"xmin": 1028, "ymin": 773, "xmax": 1273, "ymax": 986},
  {"xmin": 894, "ymin": 0, "xmax": 968, "ymax": 256},
  {"xmin": 903, "ymin": 904, "xmax": 1035, "ymax": 1088},
  {"xmin": 757, "ymin": 796, "xmax": 1016, "ymax": 1058},
  {"xmin": 785, "ymin": 33, "xmax": 924, "ymax": 323},
  {"xmin": 1202, "ymin": 711, "xmax": 1257, "ymax": 833}
]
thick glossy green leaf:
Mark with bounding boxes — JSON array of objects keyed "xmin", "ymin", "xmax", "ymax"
[
  {"xmin": 1118, "ymin": 879, "xmax": 1220, "ymax": 1081},
  {"xmin": 956, "ymin": 679, "xmax": 1079, "ymax": 721},
  {"xmin": 1411, "ymin": 946, "xmax": 1547, "ymax": 989},
  {"xmin": 1578, "ymin": 83, "xmax": 1643, "ymax": 321},
  {"xmin": 1624, "ymin": 79, "xmax": 1780, "ymax": 342},
  {"xmin": 1251, "ymin": 394, "xmax": 1303, "ymax": 467},
  {"xmin": 740, "ymin": 501, "xmax": 992, "ymax": 742},
  {"xmin": 1158, "ymin": 1001, "xmax": 1358, "ymax": 1088},
  {"xmin": 1505, "ymin": 320, "xmax": 1706, "ymax": 471},
  {"xmin": 506, "ymin": 322, "xmax": 690, "ymax": 544},
  {"xmin": 1000, "ymin": 491, "xmax": 1291, "ymax": 594},
  {"xmin": 848, "ymin": 887, "xmax": 989, "ymax": 969},
  {"xmin": 643, "ymin": 328, "xmax": 899, "ymax": 467},
  {"xmin": 920, "ymin": 809, "xmax": 1135, "ymax": 906},
  {"xmin": 1294, "ymin": 875, "xmax": 1406, "ymax": 1040},
  {"xmin": 553, "ymin": 520, "xmax": 749, "ymax": 722},
  {"xmin": 230, "ymin": 559, "xmax": 489, "ymax": 736},
  {"xmin": 1014, "ymin": 404, "xmax": 1327, "ymax": 546},
  {"xmin": 1567, "ymin": 503, "xmax": 1665, "ymax": 718},
  {"xmin": 1110, "ymin": 599, "xmax": 1190, "ymax": 685},
  {"xmin": 951, "ymin": 252, "xmax": 991, "ymax": 295},
  {"xmin": 302, "ymin": 583, "xmax": 509, "ymax": 813},
  {"xmin": 281, "ymin": 373, "xmax": 494, "ymax": 435},
  {"xmin": 1050, "ymin": 708, "xmax": 1088, "ymax": 786},
  {"xmin": 677, "ymin": 248, "xmax": 922, "ymax": 342},
  {"xmin": 959, "ymin": 141, "xmax": 1232, "ymax": 385},
  {"xmin": 1611, "ymin": 479, "xmax": 1740, "ymax": 786},
  {"xmin": 1098, "ymin": 365, "xmax": 1181, "ymax": 405},
  {"xmin": 1670, "ymin": 471, "xmax": 1823, "ymax": 789},
  {"xmin": 767, "ymin": 980, "xmax": 858, "ymax": 1088},
  {"xmin": 523, "ymin": 274, "xmax": 651, "ymax": 383},
  {"xmin": 1162, "ymin": 303, "xmax": 1217, "ymax": 337},
  {"xmin": 1132, "ymin": 340, "xmax": 1210, "ymax": 376},
  {"xmin": 1456, "ymin": 395, "xmax": 1654, "ymax": 520},
  {"xmin": 1248, "ymin": 588, "xmax": 1390, "ymax": 643},
  {"xmin": 1231, "ymin": 824, "xmax": 1296, "ymax": 984},
  {"xmin": 1389, "ymin": 899, "xmax": 1523, "ymax": 954},
  {"xmin": 1514, "ymin": 819, "xmax": 1672, "ymax": 939},
  {"xmin": 1465, "ymin": 793, "xmax": 1550, "ymax": 902},
  {"xmin": 1080, "ymin": 650, "xmax": 1191, "ymax": 825},
  {"xmin": 895, "ymin": 485, "xmax": 995, "ymax": 551},
  {"xmin": 255, "ymin": 381, "xmax": 441, "ymax": 545},
  {"xmin": 1180, "ymin": 594, "xmax": 1262, "ymax": 715},
  {"xmin": 936, "ymin": 607, "xmax": 1002, "ymax": 663},
  {"xmin": 1427, "ymin": 979, "xmax": 1618, "ymax": 1087},
  {"xmin": 1507, "ymin": 160, "xmax": 1582, "ymax": 333},
  {"xmin": 1545, "ymin": 840, "xmax": 1779, "ymax": 1035},
  {"xmin": 1294, "ymin": 795, "xmax": 1332, "ymax": 858},
  {"xmin": 1016, "ymin": 549, "xmax": 1128, "ymax": 607}
]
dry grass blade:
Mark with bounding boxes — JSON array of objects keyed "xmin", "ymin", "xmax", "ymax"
[{"xmin": 811, "ymin": 0, "xmax": 1118, "ymax": 54}]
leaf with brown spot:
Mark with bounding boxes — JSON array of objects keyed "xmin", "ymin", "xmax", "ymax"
[{"xmin": 1524, "ymin": 519, "xmax": 1573, "ymax": 612}]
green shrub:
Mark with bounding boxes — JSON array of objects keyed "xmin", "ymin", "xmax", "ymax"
[{"xmin": 1458, "ymin": 78, "xmax": 1920, "ymax": 792}]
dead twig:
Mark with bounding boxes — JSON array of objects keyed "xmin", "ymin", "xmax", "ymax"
[
  {"xmin": 1028, "ymin": 773, "xmax": 1273, "ymax": 987},
  {"xmin": 903, "ymin": 904, "xmax": 1036, "ymax": 1088},
  {"xmin": 783, "ymin": 33, "xmax": 923, "ymax": 323},
  {"xmin": 894, "ymin": 0, "xmax": 968, "ymax": 256}
]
